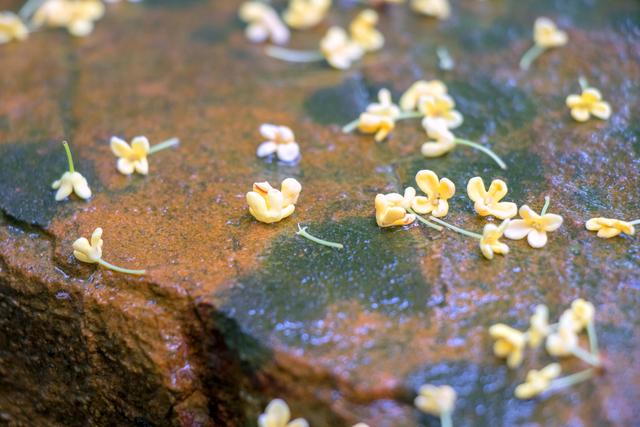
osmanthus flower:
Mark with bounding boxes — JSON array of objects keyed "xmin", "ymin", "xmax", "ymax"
[
  {"xmin": 110, "ymin": 135, "xmax": 179, "ymax": 176},
  {"xmin": 414, "ymin": 384, "xmax": 456, "ymax": 427},
  {"xmin": 399, "ymin": 80, "xmax": 448, "ymax": 112},
  {"xmin": 514, "ymin": 363, "xmax": 561, "ymax": 400},
  {"xmin": 247, "ymin": 178, "xmax": 302, "ymax": 224},
  {"xmin": 489, "ymin": 323, "xmax": 527, "ymax": 368},
  {"xmin": 31, "ymin": 0, "xmax": 105, "ymax": 37},
  {"xmin": 256, "ymin": 124, "xmax": 300, "ymax": 163},
  {"xmin": 504, "ymin": 197, "xmax": 563, "ymax": 248},
  {"xmin": 479, "ymin": 219, "xmax": 510, "ymax": 260},
  {"xmin": 349, "ymin": 9, "xmax": 384, "ymax": 53},
  {"xmin": 421, "ymin": 119, "xmax": 507, "ymax": 170},
  {"xmin": 586, "ymin": 217, "xmax": 637, "ymax": 238},
  {"xmin": 355, "ymin": 89, "xmax": 401, "ymax": 141},
  {"xmin": 566, "ymin": 86, "xmax": 611, "ymax": 122},
  {"xmin": 52, "ymin": 141, "xmax": 92, "ymax": 201},
  {"xmin": 0, "ymin": 11, "xmax": 28, "ymax": 44},
  {"xmin": 411, "ymin": 169, "xmax": 455, "ymax": 218},
  {"xmin": 520, "ymin": 17, "xmax": 568, "ymax": 70},
  {"xmin": 411, "ymin": 0, "xmax": 451, "ymax": 20},
  {"xmin": 73, "ymin": 227, "xmax": 146, "ymax": 275},
  {"xmin": 320, "ymin": 26, "xmax": 364, "ymax": 70},
  {"xmin": 239, "ymin": 1, "xmax": 290, "ymax": 45},
  {"xmin": 419, "ymin": 93, "xmax": 463, "ymax": 133},
  {"xmin": 466, "ymin": 177, "xmax": 517, "ymax": 220},
  {"xmin": 564, "ymin": 299, "xmax": 594, "ymax": 333},
  {"xmin": 258, "ymin": 399, "xmax": 308, "ymax": 427},
  {"xmin": 375, "ymin": 188, "xmax": 417, "ymax": 228},
  {"xmin": 283, "ymin": 0, "xmax": 331, "ymax": 30},
  {"xmin": 527, "ymin": 304, "xmax": 551, "ymax": 348}
]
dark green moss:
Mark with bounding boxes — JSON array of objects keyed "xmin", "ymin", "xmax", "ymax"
[{"xmin": 219, "ymin": 217, "xmax": 430, "ymax": 348}]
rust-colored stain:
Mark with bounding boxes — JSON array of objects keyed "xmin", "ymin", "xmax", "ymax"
[{"xmin": 0, "ymin": 0, "xmax": 639, "ymax": 426}]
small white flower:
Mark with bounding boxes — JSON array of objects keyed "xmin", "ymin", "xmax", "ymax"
[
  {"xmin": 110, "ymin": 136, "xmax": 150, "ymax": 175},
  {"xmin": 72, "ymin": 227, "xmax": 103, "ymax": 263},
  {"xmin": 256, "ymin": 124, "xmax": 300, "ymax": 163},
  {"xmin": 52, "ymin": 171, "xmax": 92, "ymax": 201}
]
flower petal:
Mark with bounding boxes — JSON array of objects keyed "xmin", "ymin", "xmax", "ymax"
[
  {"xmin": 71, "ymin": 173, "xmax": 92, "ymax": 200},
  {"xmin": 117, "ymin": 158, "xmax": 135, "ymax": 175},
  {"xmin": 411, "ymin": 196, "xmax": 432, "ymax": 214},
  {"xmin": 256, "ymin": 141, "xmax": 277, "ymax": 157},
  {"xmin": 110, "ymin": 136, "xmax": 132, "ymax": 158},
  {"xmin": 135, "ymin": 158, "xmax": 149, "ymax": 175},
  {"xmin": 527, "ymin": 229, "xmax": 548, "ymax": 248},
  {"xmin": 54, "ymin": 180, "xmax": 73, "ymax": 201},
  {"xmin": 265, "ymin": 399, "xmax": 290, "ymax": 426},
  {"xmin": 565, "ymin": 94, "xmax": 582, "ymax": 108},
  {"xmin": 421, "ymin": 140, "xmax": 455, "ymax": 157},
  {"xmin": 276, "ymin": 143, "xmax": 300, "ymax": 162},
  {"xmin": 504, "ymin": 219, "xmax": 531, "ymax": 240},
  {"xmin": 431, "ymin": 199, "xmax": 449, "ymax": 217},
  {"xmin": 260, "ymin": 124, "xmax": 279, "ymax": 140},
  {"xmin": 541, "ymin": 213, "xmax": 563, "ymax": 231},
  {"xmin": 487, "ymin": 179, "xmax": 508, "ymax": 201},
  {"xmin": 131, "ymin": 136, "xmax": 150, "ymax": 156},
  {"xmin": 466, "ymin": 177, "xmax": 486, "ymax": 202},
  {"xmin": 597, "ymin": 227, "xmax": 621, "ymax": 238},
  {"xmin": 415, "ymin": 169, "xmax": 439, "ymax": 199},
  {"xmin": 571, "ymin": 107, "xmax": 590, "ymax": 122},
  {"xmin": 591, "ymin": 101, "xmax": 611, "ymax": 120},
  {"xmin": 489, "ymin": 202, "xmax": 518, "ymax": 220}
]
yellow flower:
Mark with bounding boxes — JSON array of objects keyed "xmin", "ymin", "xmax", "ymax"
[
  {"xmin": 533, "ymin": 17, "xmax": 568, "ymax": 48},
  {"xmin": 52, "ymin": 171, "xmax": 92, "ymax": 201},
  {"xmin": 420, "ymin": 119, "xmax": 456, "ymax": 157},
  {"xmin": 414, "ymin": 384, "xmax": 456, "ymax": 416},
  {"xmin": 489, "ymin": 323, "xmax": 526, "ymax": 368},
  {"xmin": 259, "ymin": 399, "xmax": 308, "ymax": 427},
  {"xmin": 566, "ymin": 88, "xmax": 611, "ymax": 122},
  {"xmin": 411, "ymin": 0, "xmax": 450, "ymax": 20},
  {"xmin": 527, "ymin": 304, "xmax": 550, "ymax": 348},
  {"xmin": 73, "ymin": 227, "xmax": 103, "ymax": 263},
  {"xmin": 110, "ymin": 136, "xmax": 150, "ymax": 176},
  {"xmin": 247, "ymin": 178, "xmax": 302, "ymax": 224},
  {"xmin": 375, "ymin": 188, "xmax": 417, "ymax": 228},
  {"xmin": 545, "ymin": 312, "xmax": 579, "ymax": 357},
  {"xmin": 399, "ymin": 80, "xmax": 447, "ymax": 111},
  {"xmin": 479, "ymin": 219, "xmax": 510, "ymax": 260},
  {"xmin": 566, "ymin": 299, "xmax": 595, "ymax": 333},
  {"xmin": 419, "ymin": 93, "xmax": 463, "ymax": 133},
  {"xmin": 357, "ymin": 89, "xmax": 400, "ymax": 141},
  {"xmin": 32, "ymin": 0, "xmax": 105, "ymax": 37},
  {"xmin": 350, "ymin": 9, "xmax": 384, "ymax": 52},
  {"xmin": 257, "ymin": 124, "xmax": 300, "ymax": 163},
  {"xmin": 504, "ymin": 205, "xmax": 563, "ymax": 248},
  {"xmin": 0, "ymin": 11, "xmax": 28, "ymax": 44},
  {"xmin": 239, "ymin": 1, "xmax": 290, "ymax": 45},
  {"xmin": 283, "ymin": 0, "xmax": 331, "ymax": 30},
  {"xmin": 411, "ymin": 169, "xmax": 455, "ymax": 217},
  {"xmin": 320, "ymin": 26, "xmax": 363, "ymax": 70},
  {"xmin": 514, "ymin": 363, "xmax": 561, "ymax": 400},
  {"xmin": 586, "ymin": 217, "xmax": 635, "ymax": 238},
  {"xmin": 466, "ymin": 177, "xmax": 517, "ymax": 220}
]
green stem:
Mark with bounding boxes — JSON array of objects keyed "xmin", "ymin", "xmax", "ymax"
[
  {"xmin": 296, "ymin": 224, "xmax": 344, "ymax": 249},
  {"xmin": 440, "ymin": 410, "xmax": 453, "ymax": 427},
  {"xmin": 453, "ymin": 138, "xmax": 507, "ymax": 170},
  {"xmin": 18, "ymin": 0, "xmax": 45, "ymax": 20},
  {"xmin": 148, "ymin": 137, "xmax": 180, "ymax": 155},
  {"xmin": 579, "ymin": 76, "xmax": 589, "ymax": 91},
  {"xmin": 437, "ymin": 46, "xmax": 454, "ymax": 71},
  {"xmin": 407, "ymin": 208, "xmax": 443, "ymax": 231},
  {"xmin": 519, "ymin": 44, "xmax": 546, "ymax": 70},
  {"xmin": 571, "ymin": 345, "xmax": 601, "ymax": 367},
  {"xmin": 540, "ymin": 196, "xmax": 551, "ymax": 216},
  {"xmin": 62, "ymin": 141, "xmax": 75, "ymax": 173},
  {"xmin": 97, "ymin": 259, "xmax": 146, "ymax": 276},
  {"xmin": 428, "ymin": 216, "xmax": 483, "ymax": 240},
  {"xmin": 628, "ymin": 219, "xmax": 640, "ymax": 226},
  {"xmin": 586, "ymin": 320, "xmax": 599, "ymax": 356},
  {"xmin": 342, "ymin": 118, "xmax": 360, "ymax": 133},
  {"xmin": 265, "ymin": 46, "xmax": 324, "ymax": 63},
  {"xmin": 548, "ymin": 368, "xmax": 594, "ymax": 391}
]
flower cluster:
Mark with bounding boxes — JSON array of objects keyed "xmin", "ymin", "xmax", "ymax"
[
  {"xmin": 247, "ymin": 178, "xmax": 302, "ymax": 224},
  {"xmin": 566, "ymin": 86, "xmax": 611, "ymax": 122},
  {"xmin": 32, "ymin": 0, "xmax": 105, "ymax": 37},
  {"xmin": 586, "ymin": 217, "xmax": 636, "ymax": 238},
  {"xmin": 357, "ymin": 88, "xmax": 400, "ymax": 141},
  {"xmin": 320, "ymin": 26, "xmax": 364, "ymax": 70},
  {"xmin": 239, "ymin": 1, "xmax": 290, "ymax": 45},
  {"xmin": 490, "ymin": 300, "xmax": 601, "ymax": 399},
  {"xmin": 520, "ymin": 17, "xmax": 568, "ymax": 70}
]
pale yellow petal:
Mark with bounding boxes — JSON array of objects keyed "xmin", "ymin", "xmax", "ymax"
[{"xmin": 466, "ymin": 177, "xmax": 487, "ymax": 202}]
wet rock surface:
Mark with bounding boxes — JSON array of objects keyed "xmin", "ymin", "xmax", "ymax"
[{"xmin": 1, "ymin": 0, "xmax": 639, "ymax": 426}]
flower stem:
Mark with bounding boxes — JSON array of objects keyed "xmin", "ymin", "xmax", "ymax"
[
  {"xmin": 342, "ymin": 118, "xmax": 360, "ymax": 133},
  {"xmin": 628, "ymin": 219, "xmax": 640, "ymax": 225},
  {"xmin": 579, "ymin": 76, "xmax": 589, "ymax": 91},
  {"xmin": 18, "ymin": 0, "xmax": 45, "ymax": 20},
  {"xmin": 428, "ymin": 216, "xmax": 483, "ymax": 240},
  {"xmin": 519, "ymin": 44, "xmax": 546, "ymax": 70},
  {"xmin": 548, "ymin": 368, "xmax": 594, "ymax": 391},
  {"xmin": 149, "ymin": 137, "xmax": 180, "ymax": 155},
  {"xmin": 586, "ymin": 320, "xmax": 599, "ymax": 356},
  {"xmin": 296, "ymin": 224, "xmax": 344, "ymax": 249},
  {"xmin": 265, "ymin": 46, "xmax": 324, "ymax": 63},
  {"xmin": 437, "ymin": 46, "xmax": 455, "ymax": 71},
  {"xmin": 454, "ymin": 138, "xmax": 507, "ymax": 170},
  {"xmin": 440, "ymin": 410, "xmax": 453, "ymax": 427},
  {"xmin": 540, "ymin": 196, "xmax": 551, "ymax": 216},
  {"xmin": 62, "ymin": 141, "xmax": 75, "ymax": 173},
  {"xmin": 407, "ymin": 208, "xmax": 443, "ymax": 231},
  {"xmin": 97, "ymin": 259, "xmax": 146, "ymax": 276},
  {"xmin": 571, "ymin": 345, "xmax": 601, "ymax": 367}
]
